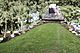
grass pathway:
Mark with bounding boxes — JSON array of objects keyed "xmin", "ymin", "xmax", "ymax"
[{"xmin": 0, "ymin": 23, "xmax": 80, "ymax": 53}]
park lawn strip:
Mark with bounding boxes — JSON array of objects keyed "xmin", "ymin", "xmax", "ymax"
[{"xmin": 0, "ymin": 23, "xmax": 80, "ymax": 53}]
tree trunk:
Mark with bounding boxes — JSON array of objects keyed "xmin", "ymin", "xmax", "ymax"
[{"xmin": 4, "ymin": 19, "xmax": 7, "ymax": 38}]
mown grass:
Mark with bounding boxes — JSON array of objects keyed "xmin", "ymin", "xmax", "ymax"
[{"xmin": 0, "ymin": 23, "xmax": 80, "ymax": 53}]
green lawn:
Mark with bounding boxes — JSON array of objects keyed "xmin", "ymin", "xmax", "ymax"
[{"xmin": 0, "ymin": 23, "xmax": 80, "ymax": 53}]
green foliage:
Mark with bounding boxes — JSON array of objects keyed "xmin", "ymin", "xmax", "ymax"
[
  {"xmin": 60, "ymin": 5, "xmax": 80, "ymax": 21},
  {"xmin": 0, "ymin": 0, "xmax": 80, "ymax": 32}
]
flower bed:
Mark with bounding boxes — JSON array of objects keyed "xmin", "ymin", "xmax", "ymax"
[
  {"xmin": 0, "ymin": 20, "xmax": 42, "ymax": 43},
  {"xmin": 63, "ymin": 18, "xmax": 80, "ymax": 36}
]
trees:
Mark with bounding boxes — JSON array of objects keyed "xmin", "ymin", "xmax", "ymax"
[{"xmin": 0, "ymin": 0, "xmax": 80, "ymax": 36}]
